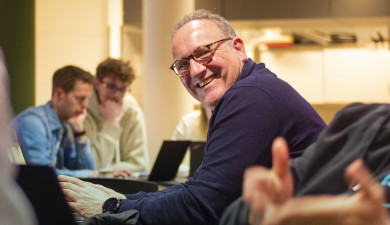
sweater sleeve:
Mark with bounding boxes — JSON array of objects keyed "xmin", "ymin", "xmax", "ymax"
[
  {"xmin": 117, "ymin": 105, "xmax": 149, "ymax": 172},
  {"xmin": 84, "ymin": 114, "xmax": 122, "ymax": 169}
]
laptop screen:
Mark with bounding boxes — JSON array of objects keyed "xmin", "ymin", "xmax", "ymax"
[
  {"xmin": 148, "ymin": 140, "xmax": 191, "ymax": 182},
  {"xmin": 16, "ymin": 165, "xmax": 78, "ymax": 225}
]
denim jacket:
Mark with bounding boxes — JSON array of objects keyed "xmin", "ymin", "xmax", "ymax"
[{"xmin": 13, "ymin": 101, "xmax": 95, "ymax": 177}]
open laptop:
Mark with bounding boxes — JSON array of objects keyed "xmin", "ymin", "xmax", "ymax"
[
  {"xmin": 189, "ymin": 141, "xmax": 206, "ymax": 177},
  {"xmin": 16, "ymin": 165, "xmax": 80, "ymax": 225},
  {"xmin": 142, "ymin": 140, "xmax": 191, "ymax": 182}
]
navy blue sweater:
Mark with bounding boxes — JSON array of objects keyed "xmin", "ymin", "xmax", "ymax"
[{"xmin": 118, "ymin": 58, "xmax": 326, "ymax": 225}]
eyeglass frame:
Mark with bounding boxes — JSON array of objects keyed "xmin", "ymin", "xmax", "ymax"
[
  {"xmin": 169, "ymin": 37, "xmax": 232, "ymax": 77},
  {"xmin": 100, "ymin": 80, "xmax": 128, "ymax": 93}
]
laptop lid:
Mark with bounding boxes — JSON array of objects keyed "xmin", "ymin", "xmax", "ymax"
[
  {"xmin": 189, "ymin": 141, "xmax": 206, "ymax": 177},
  {"xmin": 9, "ymin": 142, "xmax": 25, "ymax": 165},
  {"xmin": 148, "ymin": 140, "xmax": 191, "ymax": 182},
  {"xmin": 16, "ymin": 165, "xmax": 78, "ymax": 225}
]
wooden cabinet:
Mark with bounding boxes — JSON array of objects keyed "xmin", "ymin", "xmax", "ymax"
[
  {"xmin": 224, "ymin": 0, "xmax": 329, "ymax": 20},
  {"xmin": 195, "ymin": 0, "xmax": 223, "ymax": 16},
  {"xmin": 259, "ymin": 46, "xmax": 390, "ymax": 103},
  {"xmin": 330, "ymin": 0, "xmax": 390, "ymax": 18},
  {"xmin": 195, "ymin": 0, "xmax": 390, "ymax": 20}
]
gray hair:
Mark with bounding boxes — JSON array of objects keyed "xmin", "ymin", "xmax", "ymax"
[{"xmin": 171, "ymin": 9, "xmax": 237, "ymax": 41}]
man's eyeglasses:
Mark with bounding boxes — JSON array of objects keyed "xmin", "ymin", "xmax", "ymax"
[
  {"xmin": 101, "ymin": 82, "xmax": 127, "ymax": 93},
  {"xmin": 169, "ymin": 38, "xmax": 232, "ymax": 77}
]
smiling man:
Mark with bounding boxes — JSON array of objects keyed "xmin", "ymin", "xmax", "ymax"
[
  {"xmin": 59, "ymin": 10, "xmax": 326, "ymax": 224},
  {"xmin": 83, "ymin": 58, "xmax": 149, "ymax": 178},
  {"xmin": 14, "ymin": 65, "xmax": 97, "ymax": 177}
]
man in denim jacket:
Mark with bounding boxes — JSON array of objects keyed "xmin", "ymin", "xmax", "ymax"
[{"xmin": 13, "ymin": 65, "xmax": 98, "ymax": 177}]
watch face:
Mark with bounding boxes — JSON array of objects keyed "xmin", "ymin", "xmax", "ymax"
[{"xmin": 102, "ymin": 197, "xmax": 119, "ymax": 213}]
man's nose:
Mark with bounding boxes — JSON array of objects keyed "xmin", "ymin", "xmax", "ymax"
[
  {"xmin": 113, "ymin": 90, "xmax": 124, "ymax": 99},
  {"xmin": 81, "ymin": 99, "xmax": 89, "ymax": 109},
  {"xmin": 189, "ymin": 58, "xmax": 206, "ymax": 77}
]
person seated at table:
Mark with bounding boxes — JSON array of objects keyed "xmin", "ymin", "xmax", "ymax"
[
  {"xmin": 172, "ymin": 103, "xmax": 211, "ymax": 141},
  {"xmin": 13, "ymin": 65, "xmax": 98, "ymax": 178},
  {"xmin": 84, "ymin": 58, "xmax": 149, "ymax": 178},
  {"xmin": 58, "ymin": 9, "xmax": 326, "ymax": 225},
  {"xmin": 172, "ymin": 103, "xmax": 211, "ymax": 177},
  {"xmin": 219, "ymin": 103, "xmax": 390, "ymax": 225}
]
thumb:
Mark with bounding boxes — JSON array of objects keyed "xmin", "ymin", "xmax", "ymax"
[{"xmin": 272, "ymin": 137, "xmax": 291, "ymax": 179}]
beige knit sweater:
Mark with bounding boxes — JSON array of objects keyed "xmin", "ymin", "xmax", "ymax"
[{"xmin": 84, "ymin": 89, "xmax": 149, "ymax": 172}]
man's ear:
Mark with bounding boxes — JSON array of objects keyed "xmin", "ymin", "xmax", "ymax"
[
  {"xmin": 232, "ymin": 37, "xmax": 247, "ymax": 63},
  {"xmin": 93, "ymin": 78, "xmax": 100, "ymax": 88},
  {"xmin": 53, "ymin": 88, "xmax": 65, "ymax": 100}
]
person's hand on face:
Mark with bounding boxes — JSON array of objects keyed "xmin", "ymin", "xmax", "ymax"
[
  {"xmin": 58, "ymin": 175, "xmax": 126, "ymax": 218},
  {"xmin": 243, "ymin": 137, "xmax": 294, "ymax": 219},
  {"xmin": 67, "ymin": 109, "xmax": 87, "ymax": 132},
  {"xmin": 258, "ymin": 159, "xmax": 389, "ymax": 225},
  {"xmin": 99, "ymin": 100, "xmax": 124, "ymax": 126}
]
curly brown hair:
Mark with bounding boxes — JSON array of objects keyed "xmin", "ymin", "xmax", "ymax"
[{"xmin": 96, "ymin": 58, "xmax": 135, "ymax": 84}]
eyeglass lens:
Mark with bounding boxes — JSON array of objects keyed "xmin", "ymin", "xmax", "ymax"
[
  {"xmin": 174, "ymin": 47, "xmax": 212, "ymax": 75},
  {"xmin": 104, "ymin": 83, "xmax": 126, "ymax": 93}
]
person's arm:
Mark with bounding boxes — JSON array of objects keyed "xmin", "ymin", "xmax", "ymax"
[
  {"xmin": 116, "ymin": 104, "xmax": 149, "ymax": 173},
  {"xmin": 59, "ymin": 175, "xmax": 126, "ymax": 217},
  {"xmin": 84, "ymin": 110, "xmax": 122, "ymax": 169},
  {"xmin": 63, "ymin": 110, "xmax": 97, "ymax": 175}
]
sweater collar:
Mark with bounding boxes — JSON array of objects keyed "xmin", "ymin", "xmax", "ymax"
[{"xmin": 236, "ymin": 58, "xmax": 265, "ymax": 82}]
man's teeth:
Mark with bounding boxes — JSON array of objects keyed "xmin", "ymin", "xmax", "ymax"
[{"xmin": 199, "ymin": 77, "xmax": 214, "ymax": 87}]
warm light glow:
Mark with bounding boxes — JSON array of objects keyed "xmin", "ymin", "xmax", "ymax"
[
  {"xmin": 108, "ymin": 0, "xmax": 123, "ymax": 58},
  {"xmin": 109, "ymin": 27, "xmax": 121, "ymax": 58}
]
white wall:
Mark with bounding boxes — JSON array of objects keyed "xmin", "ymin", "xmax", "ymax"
[
  {"xmin": 35, "ymin": 0, "xmax": 109, "ymax": 105},
  {"xmin": 143, "ymin": 0, "xmax": 196, "ymax": 168}
]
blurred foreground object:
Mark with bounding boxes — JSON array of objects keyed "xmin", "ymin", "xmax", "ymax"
[{"xmin": 0, "ymin": 47, "xmax": 37, "ymax": 225}]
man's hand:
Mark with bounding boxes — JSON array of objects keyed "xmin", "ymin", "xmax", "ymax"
[
  {"xmin": 99, "ymin": 100, "xmax": 123, "ymax": 125},
  {"xmin": 111, "ymin": 163, "xmax": 132, "ymax": 178},
  {"xmin": 67, "ymin": 109, "xmax": 87, "ymax": 132},
  {"xmin": 58, "ymin": 175, "xmax": 126, "ymax": 218},
  {"xmin": 243, "ymin": 137, "xmax": 294, "ymax": 216},
  {"xmin": 259, "ymin": 159, "xmax": 388, "ymax": 225}
]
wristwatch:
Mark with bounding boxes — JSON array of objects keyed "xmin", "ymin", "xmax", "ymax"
[{"xmin": 102, "ymin": 197, "xmax": 122, "ymax": 214}]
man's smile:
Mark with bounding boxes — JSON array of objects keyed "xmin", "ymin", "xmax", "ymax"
[{"xmin": 199, "ymin": 76, "xmax": 215, "ymax": 88}]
